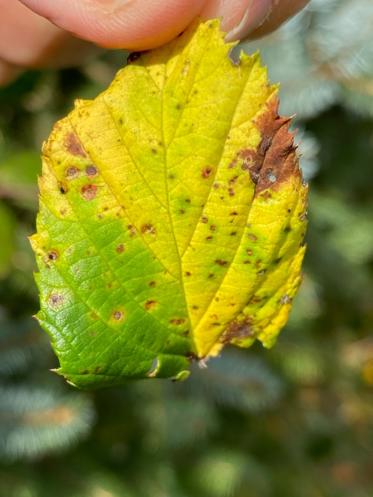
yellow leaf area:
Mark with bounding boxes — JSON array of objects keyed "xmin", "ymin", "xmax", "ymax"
[{"xmin": 31, "ymin": 19, "xmax": 307, "ymax": 387}]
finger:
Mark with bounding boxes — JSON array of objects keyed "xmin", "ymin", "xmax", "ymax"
[
  {"xmin": 0, "ymin": 0, "xmax": 96, "ymax": 69},
  {"xmin": 0, "ymin": 58, "xmax": 23, "ymax": 87},
  {"xmin": 201, "ymin": 0, "xmax": 309, "ymax": 41},
  {"xmin": 19, "ymin": 0, "xmax": 207, "ymax": 50},
  {"xmin": 249, "ymin": 0, "xmax": 310, "ymax": 39}
]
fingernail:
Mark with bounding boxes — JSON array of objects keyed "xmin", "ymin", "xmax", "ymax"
[{"xmin": 225, "ymin": 0, "xmax": 273, "ymax": 42}]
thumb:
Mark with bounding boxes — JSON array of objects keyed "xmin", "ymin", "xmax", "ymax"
[{"xmin": 18, "ymin": 0, "xmax": 207, "ymax": 50}]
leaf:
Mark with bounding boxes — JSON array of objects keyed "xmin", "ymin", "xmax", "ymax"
[{"xmin": 31, "ymin": 20, "xmax": 308, "ymax": 388}]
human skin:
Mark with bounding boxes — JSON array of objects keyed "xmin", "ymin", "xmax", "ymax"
[{"xmin": 0, "ymin": 0, "xmax": 309, "ymax": 85}]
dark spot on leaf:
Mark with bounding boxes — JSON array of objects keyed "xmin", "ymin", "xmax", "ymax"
[
  {"xmin": 149, "ymin": 281, "xmax": 156, "ymax": 287},
  {"xmin": 210, "ymin": 225, "xmax": 216, "ymax": 232},
  {"xmin": 185, "ymin": 198, "xmax": 191, "ymax": 203},
  {"xmin": 246, "ymin": 249, "xmax": 253, "ymax": 256},
  {"xmin": 170, "ymin": 318, "xmax": 186, "ymax": 325},
  {"xmin": 151, "ymin": 148, "xmax": 157, "ymax": 154},
  {"xmin": 145, "ymin": 300, "xmax": 157, "ymax": 311},
  {"xmin": 284, "ymin": 226, "xmax": 291, "ymax": 233},
  {"xmin": 112, "ymin": 310, "xmax": 123, "ymax": 321},
  {"xmin": 116, "ymin": 244, "xmax": 125, "ymax": 254},
  {"xmin": 119, "ymin": 118, "xmax": 123, "ymax": 125},
  {"xmin": 48, "ymin": 250, "xmax": 59, "ymax": 261},
  {"xmin": 185, "ymin": 271, "xmax": 191, "ymax": 277},
  {"xmin": 59, "ymin": 183, "xmax": 68, "ymax": 194},
  {"xmin": 201, "ymin": 216, "xmax": 208, "ymax": 223},
  {"xmin": 48, "ymin": 293, "xmax": 64, "ymax": 308},
  {"xmin": 81, "ymin": 184, "xmax": 97, "ymax": 201},
  {"xmin": 248, "ymin": 234, "xmax": 257, "ymax": 242},
  {"xmin": 86, "ymin": 165, "xmax": 98, "ymax": 177},
  {"xmin": 221, "ymin": 318, "xmax": 254, "ymax": 343},
  {"xmin": 230, "ymin": 211, "xmax": 238, "ymax": 216},
  {"xmin": 65, "ymin": 132, "xmax": 87, "ymax": 157},
  {"xmin": 141, "ymin": 223, "xmax": 156, "ymax": 235},
  {"xmin": 201, "ymin": 167, "xmax": 213, "ymax": 178},
  {"xmin": 206, "ymin": 236, "xmax": 213, "ymax": 241},
  {"xmin": 127, "ymin": 225, "xmax": 137, "ymax": 237},
  {"xmin": 228, "ymin": 188, "xmax": 235, "ymax": 196},
  {"xmin": 66, "ymin": 166, "xmax": 80, "ymax": 179},
  {"xmin": 230, "ymin": 231, "xmax": 237, "ymax": 236},
  {"xmin": 192, "ymin": 305, "xmax": 199, "ymax": 310},
  {"xmin": 208, "ymin": 273, "xmax": 214, "ymax": 279},
  {"xmin": 215, "ymin": 259, "xmax": 228, "ymax": 266},
  {"xmin": 238, "ymin": 97, "xmax": 301, "ymax": 195},
  {"xmin": 179, "ymin": 209, "xmax": 185, "ymax": 215}
]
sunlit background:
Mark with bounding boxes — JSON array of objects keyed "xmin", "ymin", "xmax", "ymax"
[{"xmin": 0, "ymin": 1, "xmax": 372, "ymax": 496}]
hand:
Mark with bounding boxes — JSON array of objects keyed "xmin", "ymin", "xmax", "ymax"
[{"xmin": 0, "ymin": 0, "xmax": 309, "ymax": 86}]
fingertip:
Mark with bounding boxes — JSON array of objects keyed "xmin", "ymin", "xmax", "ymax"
[
  {"xmin": 0, "ymin": 59, "xmax": 22, "ymax": 87},
  {"xmin": 19, "ymin": 0, "xmax": 207, "ymax": 50}
]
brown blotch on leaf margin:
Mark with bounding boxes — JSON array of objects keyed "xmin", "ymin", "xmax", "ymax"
[{"xmin": 239, "ymin": 97, "xmax": 302, "ymax": 195}]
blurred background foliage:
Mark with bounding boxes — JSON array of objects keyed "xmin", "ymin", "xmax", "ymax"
[{"xmin": 0, "ymin": 0, "xmax": 372, "ymax": 496}]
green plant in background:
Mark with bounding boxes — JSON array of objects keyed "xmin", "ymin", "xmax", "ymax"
[{"xmin": 0, "ymin": 1, "xmax": 372, "ymax": 497}]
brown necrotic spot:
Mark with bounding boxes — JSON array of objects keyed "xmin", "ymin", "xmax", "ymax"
[
  {"xmin": 238, "ymin": 96, "xmax": 301, "ymax": 195},
  {"xmin": 48, "ymin": 293, "xmax": 64, "ymax": 308},
  {"xmin": 141, "ymin": 223, "xmax": 156, "ymax": 235},
  {"xmin": 148, "ymin": 280, "xmax": 156, "ymax": 287},
  {"xmin": 65, "ymin": 132, "xmax": 87, "ymax": 157},
  {"xmin": 170, "ymin": 318, "xmax": 186, "ymax": 325},
  {"xmin": 215, "ymin": 259, "xmax": 228, "ymax": 266},
  {"xmin": 127, "ymin": 225, "xmax": 137, "ymax": 237},
  {"xmin": 81, "ymin": 184, "xmax": 97, "ymax": 201},
  {"xmin": 201, "ymin": 167, "xmax": 213, "ymax": 178},
  {"xmin": 116, "ymin": 244, "xmax": 125, "ymax": 254},
  {"xmin": 59, "ymin": 182, "xmax": 68, "ymax": 194},
  {"xmin": 85, "ymin": 165, "xmax": 98, "ymax": 177},
  {"xmin": 221, "ymin": 318, "xmax": 254, "ymax": 343},
  {"xmin": 65, "ymin": 166, "xmax": 80, "ymax": 179},
  {"xmin": 112, "ymin": 310, "xmax": 124, "ymax": 321},
  {"xmin": 144, "ymin": 300, "xmax": 157, "ymax": 311},
  {"xmin": 48, "ymin": 250, "xmax": 59, "ymax": 261}
]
